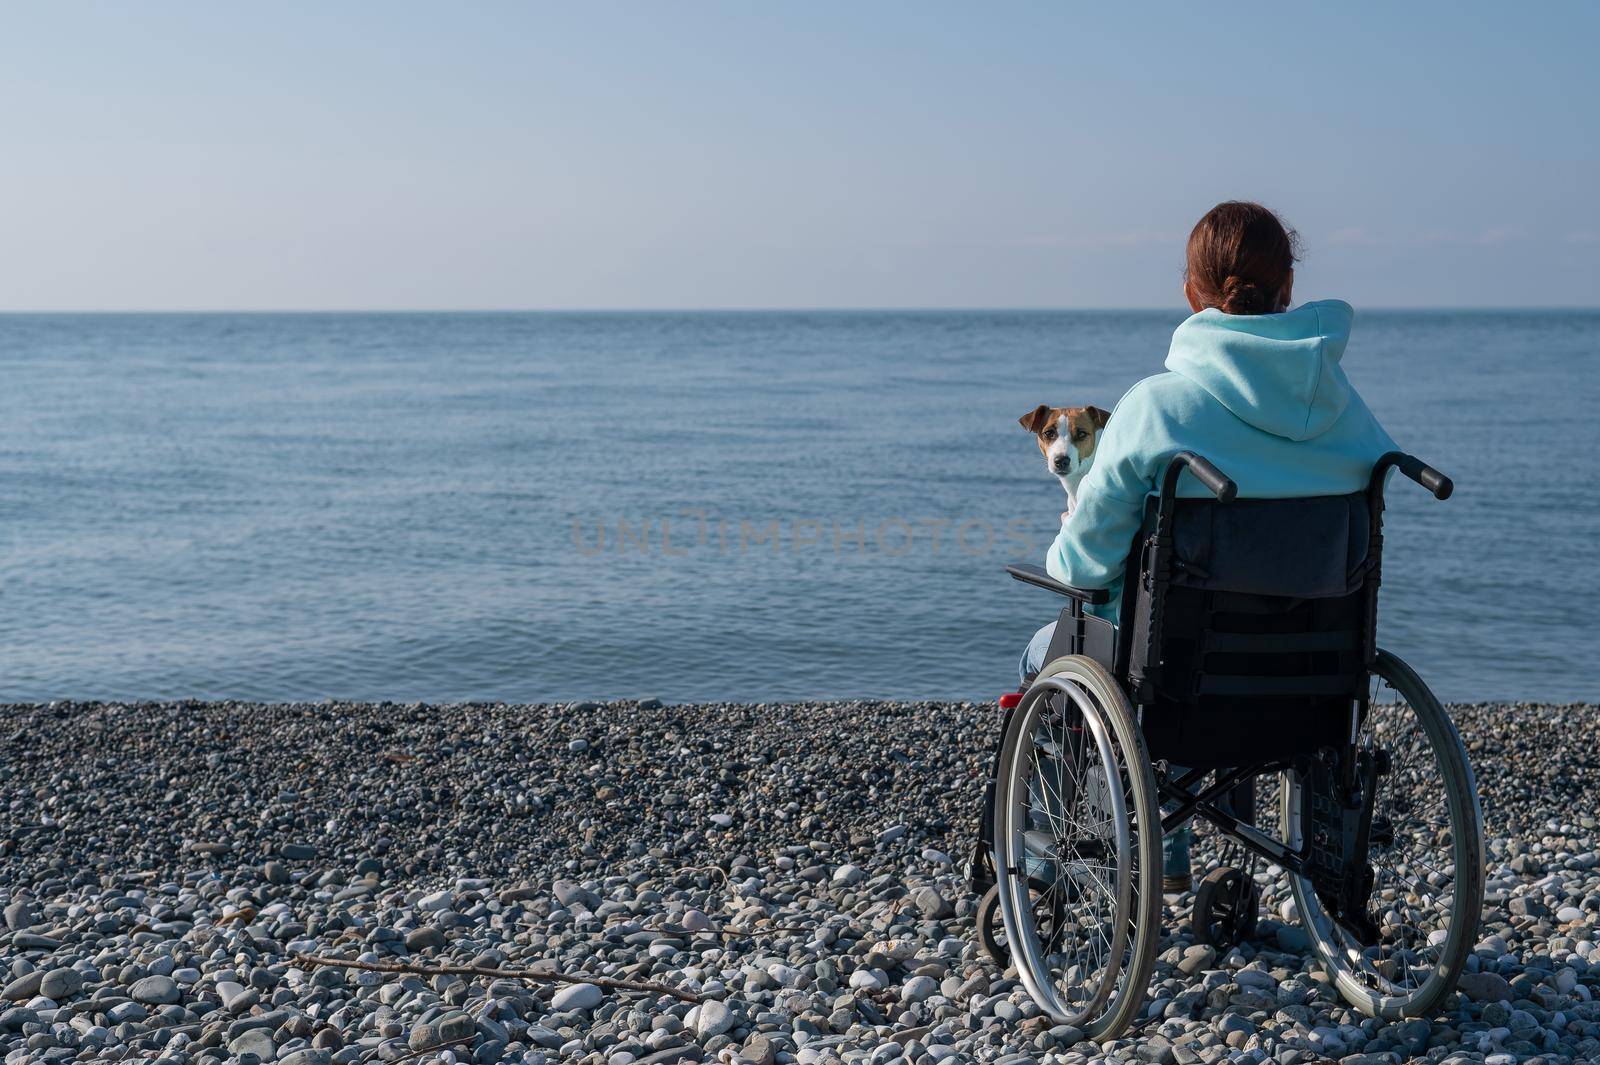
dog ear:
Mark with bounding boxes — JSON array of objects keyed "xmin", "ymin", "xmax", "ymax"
[
  {"xmin": 1086, "ymin": 405, "xmax": 1111, "ymax": 429},
  {"xmin": 1018, "ymin": 404, "xmax": 1052, "ymax": 433}
]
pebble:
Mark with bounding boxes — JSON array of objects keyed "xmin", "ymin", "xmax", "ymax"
[
  {"xmin": 228, "ymin": 1027, "xmax": 275, "ymax": 1058},
  {"xmin": 1458, "ymin": 971, "xmax": 1514, "ymax": 1003},
  {"xmin": 551, "ymin": 982, "xmax": 604, "ymax": 1012},
  {"xmin": 695, "ymin": 999, "xmax": 735, "ymax": 1039},
  {"xmin": 129, "ymin": 975, "xmax": 180, "ymax": 1005},
  {"xmin": 0, "ymin": 697, "xmax": 1593, "ymax": 1065},
  {"xmin": 37, "ymin": 967, "xmax": 81, "ymax": 1000},
  {"xmin": 833, "ymin": 864, "xmax": 866, "ymax": 885},
  {"xmin": 2, "ymin": 901, "xmax": 38, "ymax": 931}
]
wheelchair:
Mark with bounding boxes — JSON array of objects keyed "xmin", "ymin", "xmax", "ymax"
[{"xmin": 969, "ymin": 450, "xmax": 1485, "ymax": 1039}]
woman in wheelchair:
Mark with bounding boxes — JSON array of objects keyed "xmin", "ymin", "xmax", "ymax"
[{"xmin": 982, "ymin": 202, "xmax": 1484, "ymax": 1039}]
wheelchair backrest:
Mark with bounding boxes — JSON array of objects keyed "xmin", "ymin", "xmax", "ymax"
[{"xmin": 1121, "ymin": 491, "xmax": 1376, "ymax": 766}]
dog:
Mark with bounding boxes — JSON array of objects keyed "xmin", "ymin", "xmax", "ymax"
[{"xmin": 1019, "ymin": 404, "xmax": 1110, "ymax": 519}]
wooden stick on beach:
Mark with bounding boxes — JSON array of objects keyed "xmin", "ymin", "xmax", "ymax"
[{"xmin": 290, "ymin": 952, "xmax": 704, "ymax": 1004}]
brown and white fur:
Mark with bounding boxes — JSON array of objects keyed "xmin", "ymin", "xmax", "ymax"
[{"xmin": 1019, "ymin": 404, "xmax": 1110, "ymax": 519}]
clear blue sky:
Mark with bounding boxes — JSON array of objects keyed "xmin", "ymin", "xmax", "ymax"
[{"xmin": 3, "ymin": 2, "xmax": 1595, "ymax": 310}]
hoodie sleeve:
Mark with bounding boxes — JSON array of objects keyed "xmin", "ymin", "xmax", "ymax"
[{"xmin": 1044, "ymin": 380, "xmax": 1161, "ymax": 591}]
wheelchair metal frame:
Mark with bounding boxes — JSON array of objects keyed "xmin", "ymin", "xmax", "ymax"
[
  {"xmin": 979, "ymin": 449, "xmax": 1477, "ymax": 1035},
  {"xmin": 993, "ymin": 449, "xmax": 1451, "ymax": 885}
]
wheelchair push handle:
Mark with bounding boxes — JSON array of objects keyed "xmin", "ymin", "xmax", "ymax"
[
  {"xmin": 1167, "ymin": 451, "xmax": 1238, "ymax": 502},
  {"xmin": 1376, "ymin": 451, "xmax": 1453, "ymax": 501}
]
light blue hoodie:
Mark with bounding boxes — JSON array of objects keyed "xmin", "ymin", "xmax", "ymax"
[{"xmin": 1045, "ymin": 300, "xmax": 1397, "ymax": 619}]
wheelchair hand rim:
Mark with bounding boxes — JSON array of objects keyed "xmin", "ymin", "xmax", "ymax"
[{"xmin": 994, "ymin": 671, "xmax": 1134, "ymax": 1027}]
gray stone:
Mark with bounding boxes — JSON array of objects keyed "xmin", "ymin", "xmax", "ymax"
[
  {"xmin": 229, "ymin": 1027, "xmax": 276, "ymax": 1058},
  {"xmin": 215, "ymin": 980, "xmax": 251, "ymax": 1008},
  {"xmin": 551, "ymin": 982, "xmax": 603, "ymax": 1012},
  {"xmin": 3, "ymin": 900, "xmax": 40, "ymax": 931},
  {"xmin": 38, "ymin": 967, "xmax": 82, "ymax": 1000},
  {"xmin": 0, "ymin": 1006, "xmax": 40, "ymax": 1032},
  {"xmin": 106, "ymin": 1001, "xmax": 148, "ymax": 1023},
  {"xmin": 634, "ymin": 1047, "xmax": 704, "ymax": 1064},
  {"xmin": 741, "ymin": 1034, "xmax": 777, "ymax": 1065},
  {"xmin": 416, "ymin": 889, "xmax": 454, "ymax": 912},
  {"xmin": 912, "ymin": 887, "xmax": 953, "ymax": 920},
  {"xmin": 1179, "ymin": 945, "xmax": 1217, "ymax": 976},
  {"xmin": 9, "ymin": 933, "xmax": 59, "ymax": 950},
  {"xmin": 1458, "ymin": 971, "xmax": 1514, "ymax": 1002},
  {"xmin": 404, "ymin": 925, "xmax": 446, "ymax": 951},
  {"xmin": 1234, "ymin": 969, "xmax": 1278, "ymax": 991},
  {"xmin": 695, "ymin": 999, "xmax": 734, "ymax": 1039},
  {"xmin": 2, "ymin": 971, "xmax": 43, "ymax": 1002},
  {"xmin": 129, "ymin": 975, "xmax": 181, "ymax": 1005},
  {"xmin": 280, "ymin": 1051, "xmax": 334, "ymax": 1065},
  {"xmin": 1509, "ymin": 896, "xmax": 1549, "ymax": 918},
  {"xmin": 553, "ymin": 880, "xmax": 599, "ymax": 910},
  {"xmin": 408, "ymin": 1020, "xmax": 440, "ymax": 1052}
]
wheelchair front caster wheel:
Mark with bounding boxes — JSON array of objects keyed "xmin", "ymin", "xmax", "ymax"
[
  {"xmin": 1193, "ymin": 866, "xmax": 1259, "ymax": 949},
  {"xmin": 977, "ymin": 877, "xmax": 1066, "ymax": 968},
  {"xmin": 976, "ymin": 883, "xmax": 1008, "ymax": 966}
]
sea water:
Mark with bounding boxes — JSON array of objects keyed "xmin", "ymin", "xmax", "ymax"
[{"xmin": 2, "ymin": 310, "xmax": 1594, "ymax": 703}]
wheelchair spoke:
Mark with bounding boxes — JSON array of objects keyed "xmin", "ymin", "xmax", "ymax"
[
  {"xmin": 1284, "ymin": 653, "xmax": 1482, "ymax": 1013},
  {"xmin": 996, "ymin": 672, "xmax": 1145, "ymax": 1031}
]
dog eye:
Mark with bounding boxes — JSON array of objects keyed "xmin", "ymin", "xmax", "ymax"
[
  {"xmin": 1043, "ymin": 429, "xmax": 1056, "ymax": 439},
  {"xmin": 1072, "ymin": 430, "xmax": 1087, "ymax": 441}
]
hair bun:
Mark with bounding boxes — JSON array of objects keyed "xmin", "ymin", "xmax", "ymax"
[{"xmin": 1220, "ymin": 275, "xmax": 1269, "ymax": 315}]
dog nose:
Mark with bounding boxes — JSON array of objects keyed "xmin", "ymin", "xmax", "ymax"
[{"xmin": 1053, "ymin": 457, "xmax": 1072, "ymax": 472}]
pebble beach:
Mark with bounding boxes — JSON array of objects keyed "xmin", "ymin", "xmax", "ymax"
[{"xmin": 2, "ymin": 698, "xmax": 1597, "ymax": 1065}]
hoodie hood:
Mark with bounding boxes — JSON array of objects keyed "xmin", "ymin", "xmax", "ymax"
[{"xmin": 1164, "ymin": 299, "xmax": 1354, "ymax": 442}]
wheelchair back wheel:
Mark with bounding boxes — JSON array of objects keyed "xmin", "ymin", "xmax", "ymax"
[
  {"xmin": 990, "ymin": 655, "xmax": 1161, "ymax": 1039},
  {"xmin": 1282, "ymin": 649, "xmax": 1484, "ymax": 1019}
]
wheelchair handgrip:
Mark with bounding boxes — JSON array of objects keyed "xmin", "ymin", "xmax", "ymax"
[
  {"xmin": 1403, "ymin": 455, "xmax": 1453, "ymax": 500},
  {"xmin": 1176, "ymin": 452, "xmax": 1238, "ymax": 502},
  {"xmin": 1376, "ymin": 451, "xmax": 1453, "ymax": 501}
]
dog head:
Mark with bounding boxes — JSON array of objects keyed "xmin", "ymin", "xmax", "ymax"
[{"xmin": 1019, "ymin": 404, "xmax": 1110, "ymax": 486}]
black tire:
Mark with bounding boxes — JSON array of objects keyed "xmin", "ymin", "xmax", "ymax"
[
  {"xmin": 977, "ymin": 883, "xmax": 1008, "ymax": 966},
  {"xmin": 990, "ymin": 655, "xmax": 1161, "ymax": 1039},
  {"xmin": 1192, "ymin": 866, "xmax": 1260, "ymax": 949},
  {"xmin": 978, "ymin": 877, "xmax": 1066, "ymax": 968}
]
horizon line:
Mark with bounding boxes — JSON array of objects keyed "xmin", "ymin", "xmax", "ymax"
[{"xmin": 2, "ymin": 304, "xmax": 1597, "ymax": 315}]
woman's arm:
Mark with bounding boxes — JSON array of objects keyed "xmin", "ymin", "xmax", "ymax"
[
  {"xmin": 1043, "ymin": 380, "xmax": 1161, "ymax": 590},
  {"xmin": 1044, "ymin": 479, "xmax": 1147, "ymax": 591}
]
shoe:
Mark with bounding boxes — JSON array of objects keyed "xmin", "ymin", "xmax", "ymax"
[{"xmin": 1163, "ymin": 873, "xmax": 1193, "ymax": 893}]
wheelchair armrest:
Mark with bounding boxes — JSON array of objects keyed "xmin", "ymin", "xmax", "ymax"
[{"xmin": 1006, "ymin": 563, "xmax": 1111, "ymax": 605}]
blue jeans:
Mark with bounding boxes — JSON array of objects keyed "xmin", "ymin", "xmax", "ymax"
[{"xmin": 1021, "ymin": 621, "xmax": 1192, "ymax": 879}]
